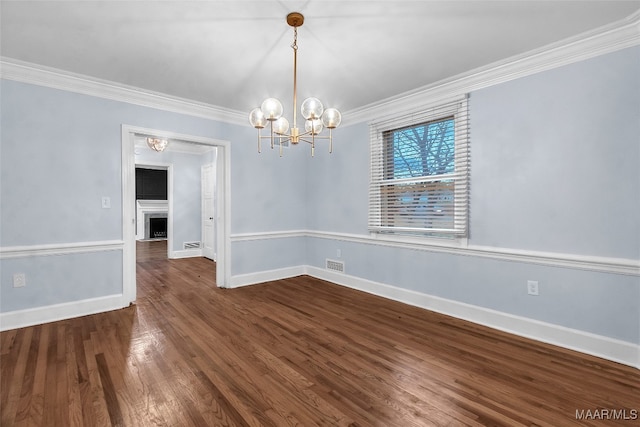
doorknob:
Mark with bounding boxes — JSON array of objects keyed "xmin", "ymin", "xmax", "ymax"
[{"xmin": 209, "ymin": 217, "xmax": 213, "ymax": 220}]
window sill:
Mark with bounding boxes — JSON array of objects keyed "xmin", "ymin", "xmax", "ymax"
[{"xmin": 368, "ymin": 232, "xmax": 468, "ymax": 249}]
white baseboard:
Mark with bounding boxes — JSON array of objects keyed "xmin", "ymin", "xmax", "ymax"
[
  {"xmin": 3, "ymin": 265, "xmax": 636, "ymax": 369},
  {"xmin": 229, "ymin": 266, "xmax": 306, "ymax": 288},
  {"xmin": 305, "ymin": 266, "xmax": 639, "ymax": 369},
  {"xmin": 169, "ymin": 249, "xmax": 203, "ymax": 259},
  {"xmin": 0, "ymin": 294, "xmax": 126, "ymax": 332}
]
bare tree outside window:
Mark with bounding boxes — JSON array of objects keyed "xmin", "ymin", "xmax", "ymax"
[
  {"xmin": 369, "ymin": 95, "xmax": 469, "ymax": 238},
  {"xmin": 388, "ymin": 118, "xmax": 455, "ymax": 178},
  {"xmin": 382, "ymin": 118, "xmax": 456, "ymax": 231}
]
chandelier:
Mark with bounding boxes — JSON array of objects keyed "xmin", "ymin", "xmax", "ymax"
[
  {"xmin": 147, "ymin": 137, "xmax": 168, "ymax": 152},
  {"xmin": 249, "ymin": 12, "xmax": 341, "ymax": 156}
]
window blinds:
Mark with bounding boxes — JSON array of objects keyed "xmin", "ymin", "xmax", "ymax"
[{"xmin": 368, "ymin": 95, "xmax": 470, "ymax": 237}]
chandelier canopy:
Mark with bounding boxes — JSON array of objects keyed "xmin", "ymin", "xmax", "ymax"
[{"xmin": 249, "ymin": 12, "xmax": 341, "ymax": 156}]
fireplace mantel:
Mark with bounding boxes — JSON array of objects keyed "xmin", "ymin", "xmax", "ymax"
[{"xmin": 136, "ymin": 200, "xmax": 168, "ymax": 240}]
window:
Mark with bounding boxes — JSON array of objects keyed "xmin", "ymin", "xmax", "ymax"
[{"xmin": 368, "ymin": 95, "xmax": 469, "ymax": 239}]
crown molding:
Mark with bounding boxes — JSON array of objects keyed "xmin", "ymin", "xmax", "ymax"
[
  {"xmin": 0, "ymin": 58, "xmax": 247, "ymax": 126},
  {"xmin": 343, "ymin": 10, "xmax": 640, "ymax": 125},
  {"xmin": 1, "ymin": 11, "xmax": 638, "ymax": 127}
]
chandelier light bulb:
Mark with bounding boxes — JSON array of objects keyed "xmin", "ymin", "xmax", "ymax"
[
  {"xmin": 305, "ymin": 118, "xmax": 323, "ymax": 135},
  {"xmin": 261, "ymin": 98, "xmax": 283, "ymax": 121},
  {"xmin": 249, "ymin": 108, "xmax": 267, "ymax": 129},
  {"xmin": 301, "ymin": 97, "xmax": 324, "ymax": 120},
  {"xmin": 321, "ymin": 108, "xmax": 342, "ymax": 129},
  {"xmin": 273, "ymin": 117, "xmax": 290, "ymax": 135}
]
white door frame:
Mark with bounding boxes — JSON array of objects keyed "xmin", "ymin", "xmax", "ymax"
[{"xmin": 121, "ymin": 125, "xmax": 231, "ymax": 305}]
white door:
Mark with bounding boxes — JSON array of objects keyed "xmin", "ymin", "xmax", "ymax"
[{"xmin": 202, "ymin": 163, "xmax": 216, "ymax": 260}]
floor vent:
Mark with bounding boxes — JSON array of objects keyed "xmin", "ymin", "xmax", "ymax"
[
  {"xmin": 326, "ymin": 259, "xmax": 345, "ymax": 273},
  {"xmin": 184, "ymin": 241, "xmax": 201, "ymax": 250}
]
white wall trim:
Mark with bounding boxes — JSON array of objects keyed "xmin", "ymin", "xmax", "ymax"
[
  {"xmin": 229, "ymin": 266, "xmax": 306, "ymax": 289},
  {"xmin": 304, "ymin": 266, "xmax": 639, "ymax": 369},
  {"xmin": 0, "ymin": 240, "xmax": 124, "ymax": 259},
  {"xmin": 231, "ymin": 230, "xmax": 307, "ymax": 242},
  {"xmin": 230, "ymin": 230, "xmax": 640, "ymax": 276},
  {"xmin": 0, "ymin": 58, "xmax": 247, "ymax": 126},
  {"xmin": 0, "ymin": 294, "xmax": 126, "ymax": 332},
  {"xmin": 3, "ymin": 261, "xmax": 636, "ymax": 368},
  {"xmin": 226, "ymin": 263, "xmax": 638, "ymax": 368},
  {"xmin": 311, "ymin": 230, "xmax": 640, "ymax": 277},
  {"xmin": 343, "ymin": 10, "xmax": 640, "ymax": 125},
  {"xmin": 169, "ymin": 248, "xmax": 204, "ymax": 259}
]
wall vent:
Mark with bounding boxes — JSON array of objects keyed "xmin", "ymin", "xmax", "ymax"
[
  {"xmin": 184, "ymin": 241, "xmax": 201, "ymax": 250},
  {"xmin": 326, "ymin": 259, "xmax": 345, "ymax": 273}
]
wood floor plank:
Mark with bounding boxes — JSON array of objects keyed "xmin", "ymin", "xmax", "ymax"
[
  {"xmin": 2, "ymin": 328, "xmax": 33, "ymax": 426},
  {"xmin": 95, "ymin": 352, "xmax": 125, "ymax": 427},
  {"xmin": 1, "ymin": 240, "xmax": 638, "ymax": 426},
  {"xmin": 82, "ymin": 335, "xmax": 112, "ymax": 426},
  {"xmin": 14, "ymin": 324, "xmax": 41, "ymax": 424},
  {"xmin": 15, "ymin": 323, "xmax": 49, "ymax": 427}
]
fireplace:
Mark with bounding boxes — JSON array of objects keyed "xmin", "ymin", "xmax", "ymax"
[
  {"xmin": 136, "ymin": 200, "xmax": 168, "ymax": 240},
  {"xmin": 149, "ymin": 217, "xmax": 167, "ymax": 239}
]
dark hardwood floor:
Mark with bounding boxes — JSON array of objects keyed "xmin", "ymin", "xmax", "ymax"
[{"xmin": 1, "ymin": 241, "xmax": 638, "ymax": 426}]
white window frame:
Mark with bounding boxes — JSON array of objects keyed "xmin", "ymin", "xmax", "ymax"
[{"xmin": 368, "ymin": 95, "xmax": 470, "ymax": 245}]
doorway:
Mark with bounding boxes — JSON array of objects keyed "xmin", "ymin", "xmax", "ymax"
[
  {"xmin": 135, "ymin": 165, "xmax": 170, "ymax": 258},
  {"xmin": 121, "ymin": 125, "xmax": 231, "ymax": 305}
]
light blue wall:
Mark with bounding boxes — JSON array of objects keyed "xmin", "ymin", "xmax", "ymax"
[
  {"xmin": 470, "ymin": 46, "xmax": 640, "ymax": 259},
  {"xmin": 0, "ymin": 83, "xmax": 123, "ymax": 246},
  {"xmin": 305, "ymin": 123, "xmax": 370, "ymax": 235},
  {"xmin": 172, "ymin": 154, "xmax": 203, "ymax": 250},
  {"xmin": 304, "ymin": 46, "xmax": 640, "ymax": 344},
  {"xmin": 230, "ymin": 138, "xmax": 309, "ymax": 235},
  {"xmin": 0, "ymin": 80, "xmax": 308, "ymax": 311},
  {"xmin": 1, "ymin": 46, "xmax": 638, "ymax": 346},
  {"xmin": 232, "ymin": 237, "xmax": 307, "ymax": 276},
  {"xmin": 136, "ymin": 148, "xmax": 208, "ymax": 252},
  {"xmin": 227, "ymin": 118, "xmax": 310, "ymax": 276},
  {"xmin": 1, "ymin": 251, "xmax": 122, "ymax": 312}
]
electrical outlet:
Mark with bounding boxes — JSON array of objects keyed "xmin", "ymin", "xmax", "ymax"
[
  {"xmin": 13, "ymin": 273, "xmax": 26, "ymax": 288},
  {"xmin": 336, "ymin": 249, "xmax": 341, "ymax": 258},
  {"xmin": 527, "ymin": 280, "xmax": 539, "ymax": 296},
  {"xmin": 102, "ymin": 196, "xmax": 111, "ymax": 209}
]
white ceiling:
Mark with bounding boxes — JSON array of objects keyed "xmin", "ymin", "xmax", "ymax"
[{"xmin": 2, "ymin": 1, "xmax": 639, "ymax": 115}]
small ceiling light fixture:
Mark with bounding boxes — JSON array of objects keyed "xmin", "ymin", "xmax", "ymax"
[
  {"xmin": 147, "ymin": 137, "xmax": 168, "ymax": 152},
  {"xmin": 249, "ymin": 12, "xmax": 341, "ymax": 157}
]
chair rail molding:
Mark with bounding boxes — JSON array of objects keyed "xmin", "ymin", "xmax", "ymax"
[
  {"xmin": 231, "ymin": 230, "xmax": 639, "ymax": 276},
  {"xmin": 0, "ymin": 240, "xmax": 124, "ymax": 259}
]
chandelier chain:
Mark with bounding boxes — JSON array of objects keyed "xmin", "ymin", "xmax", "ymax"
[{"xmin": 291, "ymin": 27, "xmax": 298, "ymax": 50}]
